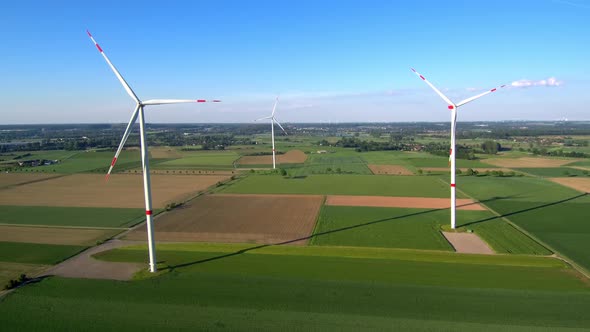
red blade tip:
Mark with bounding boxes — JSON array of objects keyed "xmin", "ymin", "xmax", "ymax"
[{"xmin": 86, "ymin": 30, "xmax": 92, "ymax": 37}]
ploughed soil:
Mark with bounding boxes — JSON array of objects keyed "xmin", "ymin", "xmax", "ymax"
[
  {"xmin": 442, "ymin": 232, "xmax": 495, "ymax": 254},
  {"xmin": 0, "ymin": 174, "xmax": 230, "ymax": 208},
  {"xmin": 325, "ymin": 195, "xmax": 486, "ymax": 210},
  {"xmin": 483, "ymin": 157, "xmax": 578, "ymax": 168},
  {"xmin": 549, "ymin": 177, "xmax": 590, "ymax": 193},
  {"xmin": 237, "ymin": 150, "xmax": 307, "ymax": 165},
  {"xmin": 125, "ymin": 193, "xmax": 324, "ymax": 245},
  {"xmin": 0, "ymin": 225, "xmax": 120, "ymax": 246},
  {"xmin": 368, "ymin": 164, "xmax": 414, "ymax": 175}
]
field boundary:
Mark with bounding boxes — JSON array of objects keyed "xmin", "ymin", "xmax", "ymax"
[
  {"xmin": 450, "ymin": 179, "xmax": 590, "ymax": 279},
  {"xmin": 0, "ymin": 223, "xmax": 128, "ymax": 230}
]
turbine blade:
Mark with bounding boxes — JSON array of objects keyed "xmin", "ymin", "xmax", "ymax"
[
  {"xmin": 274, "ymin": 118, "xmax": 288, "ymax": 135},
  {"xmin": 456, "ymin": 84, "xmax": 507, "ymax": 107},
  {"xmin": 255, "ymin": 116, "xmax": 273, "ymax": 121},
  {"xmin": 87, "ymin": 30, "xmax": 140, "ymax": 103},
  {"xmin": 271, "ymin": 96, "xmax": 279, "ymax": 116},
  {"xmin": 106, "ymin": 105, "xmax": 140, "ymax": 180},
  {"xmin": 142, "ymin": 99, "xmax": 222, "ymax": 105},
  {"xmin": 411, "ymin": 68, "xmax": 455, "ymax": 106}
]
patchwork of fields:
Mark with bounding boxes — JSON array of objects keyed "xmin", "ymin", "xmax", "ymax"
[{"xmin": 2, "ymin": 146, "xmax": 590, "ymax": 330}]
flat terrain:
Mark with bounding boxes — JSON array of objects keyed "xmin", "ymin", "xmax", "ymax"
[
  {"xmin": 368, "ymin": 164, "xmax": 413, "ymax": 175},
  {"xmin": 422, "ymin": 167, "xmax": 515, "ymax": 173},
  {"xmin": 0, "ymin": 206, "xmax": 144, "ymax": 228},
  {"xmin": 0, "ymin": 174, "xmax": 229, "ymax": 208},
  {"xmin": 549, "ymin": 177, "xmax": 590, "ymax": 192},
  {"xmin": 154, "ymin": 151, "xmax": 239, "ymax": 169},
  {"xmin": 0, "ymin": 173, "xmax": 61, "ymax": 188},
  {"xmin": 0, "ymin": 262, "xmax": 49, "ymax": 287},
  {"xmin": 223, "ymin": 175, "xmax": 463, "ymax": 198},
  {"xmin": 325, "ymin": 195, "xmax": 485, "ymax": 210},
  {"xmin": 126, "ymin": 194, "xmax": 323, "ymax": 244},
  {"xmin": 0, "ymin": 242, "xmax": 86, "ymax": 265},
  {"xmin": 443, "ymin": 232, "xmax": 495, "ymax": 254},
  {"xmin": 1, "ymin": 243, "xmax": 587, "ymax": 331},
  {"xmin": 237, "ymin": 150, "xmax": 307, "ymax": 165},
  {"xmin": 0, "ymin": 225, "xmax": 120, "ymax": 246},
  {"xmin": 484, "ymin": 157, "xmax": 578, "ymax": 168}
]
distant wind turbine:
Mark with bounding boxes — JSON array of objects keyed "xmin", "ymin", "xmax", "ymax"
[
  {"xmin": 87, "ymin": 30, "xmax": 220, "ymax": 272},
  {"xmin": 255, "ymin": 96, "xmax": 287, "ymax": 169},
  {"xmin": 411, "ymin": 68, "xmax": 506, "ymax": 229}
]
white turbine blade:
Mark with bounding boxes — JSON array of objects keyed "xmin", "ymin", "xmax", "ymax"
[
  {"xmin": 273, "ymin": 118, "xmax": 288, "ymax": 135},
  {"xmin": 106, "ymin": 105, "xmax": 140, "ymax": 181},
  {"xmin": 411, "ymin": 68, "xmax": 455, "ymax": 106},
  {"xmin": 456, "ymin": 84, "xmax": 507, "ymax": 107},
  {"xmin": 87, "ymin": 30, "xmax": 140, "ymax": 103},
  {"xmin": 271, "ymin": 96, "xmax": 279, "ymax": 116},
  {"xmin": 255, "ymin": 116, "xmax": 273, "ymax": 121},
  {"xmin": 142, "ymin": 99, "xmax": 222, "ymax": 105}
]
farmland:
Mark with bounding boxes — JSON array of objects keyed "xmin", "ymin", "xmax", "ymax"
[
  {"xmin": 222, "ymin": 174, "xmax": 464, "ymax": 197},
  {"xmin": 1, "ymin": 244, "xmax": 589, "ymax": 331}
]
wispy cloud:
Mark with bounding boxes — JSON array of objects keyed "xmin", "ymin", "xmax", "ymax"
[{"xmin": 510, "ymin": 77, "xmax": 563, "ymax": 88}]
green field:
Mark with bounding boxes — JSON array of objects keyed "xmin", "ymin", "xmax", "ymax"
[
  {"xmin": 515, "ymin": 167, "xmax": 590, "ymax": 177},
  {"xmin": 222, "ymin": 174, "xmax": 463, "ymax": 197},
  {"xmin": 0, "ymin": 262, "xmax": 48, "ymax": 287},
  {"xmin": 311, "ymin": 206, "xmax": 452, "ymax": 250},
  {"xmin": 0, "ymin": 242, "xmax": 86, "ymax": 265},
  {"xmin": 154, "ymin": 151, "xmax": 239, "ymax": 169},
  {"xmin": 289, "ymin": 154, "xmax": 372, "ymax": 176},
  {"xmin": 1, "ymin": 244, "xmax": 588, "ymax": 331},
  {"xmin": 14, "ymin": 150, "xmax": 142, "ymax": 174},
  {"xmin": 0, "ymin": 205, "xmax": 145, "ymax": 228},
  {"xmin": 460, "ymin": 176, "xmax": 590, "ymax": 271}
]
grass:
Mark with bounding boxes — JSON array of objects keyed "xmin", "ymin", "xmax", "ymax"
[
  {"xmin": 1, "ymin": 244, "xmax": 588, "ymax": 331},
  {"xmin": 514, "ymin": 167, "xmax": 590, "ymax": 177},
  {"xmin": 222, "ymin": 174, "xmax": 464, "ymax": 197},
  {"xmin": 0, "ymin": 206, "xmax": 145, "ymax": 228},
  {"xmin": 289, "ymin": 154, "xmax": 372, "ymax": 176},
  {"xmin": 15, "ymin": 150, "xmax": 141, "ymax": 174},
  {"xmin": 154, "ymin": 151, "xmax": 239, "ymax": 169},
  {"xmin": 459, "ymin": 176, "xmax": 590, "ymax": 271},
  {"xmin": 311, "ymin": 206, "xmax": 453, "ymax": 250},
  {"xmin": 0, "ymin": 242, "xmax": 86, "ymax": 264},
  {"xmin": 0, "ymin": 262, "xmax": 48, "ymax": 287}
]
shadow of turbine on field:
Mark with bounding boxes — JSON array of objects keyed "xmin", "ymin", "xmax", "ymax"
[
  {"xmin": 167, "ymin": 195, "xmax": 511, "ymax": 271},
  {"xmin": 460, "ymin": 193, "xmax": 588, "ymax": 228}
]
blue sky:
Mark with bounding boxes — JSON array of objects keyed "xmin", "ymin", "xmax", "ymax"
[{"xmin": 1, "ymin": 0, "xmax": 588, "ymax": 123}]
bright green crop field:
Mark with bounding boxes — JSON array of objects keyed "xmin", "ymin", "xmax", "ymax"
[
  {"xmin": 514, "ymin": 167, "xmax": 590, "ymax": 177},
  {"xmin": 15, "ymin": 150, "xmax": 141, "ymax": 174},
  {"xmin": 289, "ymin": 154, "xmax": 372, "ymax": 176},
  {"xmin": 1, "ymin": 244, "xmax": 588, "ymax": 331},
  {"xmin": 154, "ymin": 151, "xmax": 239, "ymax": 169},
  {"xmin": 0, "ymin": 206, "xmax": 145, "ymax": 228},
  {"xmin": 460, "ymin": 176, "xmax": 590, "ymax": 271},
  {"xmin": 222, "ymin": 174, "xmax": 465, "ymax": 197}
]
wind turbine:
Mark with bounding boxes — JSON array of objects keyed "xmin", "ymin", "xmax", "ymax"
[
  {"xmin": 411, "ymin": 68, "xmax": 506, "ymax": 229},
  {"xmin": 87, "ymin": 31, "xmax": 220, "ymax": 272},
  {"xmin": 255, "ymin": 96, "xmax": 287, "ymax": 169}
]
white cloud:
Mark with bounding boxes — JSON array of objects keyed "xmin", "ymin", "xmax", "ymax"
[{"xmin": 511, "ymin": 77, "xmax": 563, "ymax": 88}]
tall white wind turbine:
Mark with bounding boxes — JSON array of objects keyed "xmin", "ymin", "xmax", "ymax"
[
  {"xmin": 411, "ymin": 68, "xmax": 506, "ymax": 229},
  {"xmin": 255, "ymin": 96, "xmax": 287, "ymax": 169},
  {"xmin": 88, "ymin": 31, "xmax": 220, "ymax": 272}
]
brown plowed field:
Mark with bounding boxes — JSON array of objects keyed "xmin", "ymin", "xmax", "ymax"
[
  {"xmin": 126, "ymin": 193, "xmax": 323, "ymax": 245},
  {"xmin": 0, "ymin": 174, "xmax": 230, "ymax": 208},
  {"xmin": 0, "ymin": 225, "xmax": 120, "ymax": 246},
  {"xmin": 135, "ymin": 169, "xmax": 240, "ymax": 176},
  {"xmin": 238, "ymin": 150, "xmax": 307, "ymax": 165},
  {"xmin": 421, "ymin": 167, "xmax": 515, "ymax": 173},
  {"xmin": 368, "ymin": 165, "xmax": 413, "ymax": 175},
  {"xmin": 549, "ymin": 178, "xmax": 590, "ymax": 193},
  {"xmin": 0, "ymin": 173, "xmax": 62, "ymax": 188},
  {"xmin": 325, "ymin": 195, "xmax": 486, "ymax": 210},
  {"xmin": 483, "ymin": 157, "xmax": 578, "ymax": 168},
  {"xmin": 442, "ymin": 232, "xmax": 494, "ymax": 254}
]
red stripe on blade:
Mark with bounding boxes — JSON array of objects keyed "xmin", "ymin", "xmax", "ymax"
[
  {"xmin": 146, "ymin": 210, "xmax": 153, "ymax": 216},
  {"xmin": 491, "ymin": 88, "xmax": 497, "ymax": 92},
  {"xmin": 451, "ymin": 184, "xmax": 456, "ymax": 187},
  {"xmin": 448, "ymin": 105, "xmax": 454, "ymax": 109},
  {"xmin": 197, "ymin": 99, "xmax": 206, "ymax": 102},
  {"xmin": 213, "ymin": 100, "xmax": 221, "ymax": 102},
  {"xmin": 96, "ymin": 44, "xmax": 103, "ymax": 53},
  {"xmin": 419, "ymin": 75, "xmax": 425, "ymax": 80},
  {"xmin": 86, "ymin": 30, "xmax": 92, "ymax": 37},
  {"xmin": 110, "ymin": 157, "xmax": 117, "ymax": 166}
]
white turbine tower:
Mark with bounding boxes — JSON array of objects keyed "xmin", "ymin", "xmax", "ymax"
[
  {"xmin": 411, "ymin": 68, "xmax": 506, "ymax": 229},
  {"xmin": 88, "ymin": 31, "xmax": 220, "ymax": 272},
  {"xmin": 255, "ymin": 97, "xmax": 287, "ymax": 169}
]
